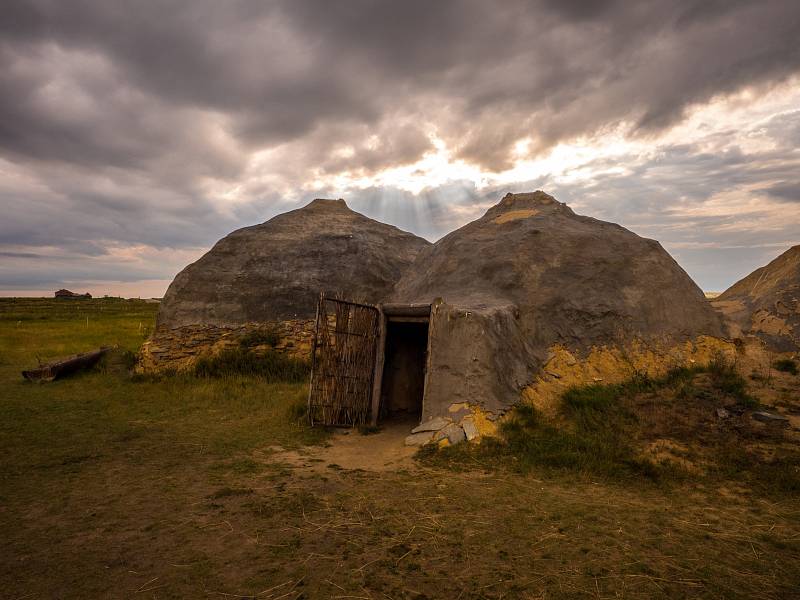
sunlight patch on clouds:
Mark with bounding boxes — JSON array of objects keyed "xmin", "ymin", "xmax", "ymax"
[
  {"xmin": 324, "ymin": 134, "xmax": 482, "ymax": 194},
  {"xmin": 662, "ymin": 76, "xmax": 800, "ymax": 153},
  {"xmin": 307, "ymin": 77, "xmax": 800, "ymax": 200}
]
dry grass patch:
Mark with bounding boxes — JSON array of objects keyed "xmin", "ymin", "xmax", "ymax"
[{"xmin": 1, "ymin": 300, "xmax": 799, "ymax": 598}]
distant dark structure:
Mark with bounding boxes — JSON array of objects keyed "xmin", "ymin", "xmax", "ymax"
[{"xmin": 54, "ymin": 289, "xmax": 92, "ymax": 299}]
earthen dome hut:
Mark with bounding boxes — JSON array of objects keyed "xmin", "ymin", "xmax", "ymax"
[
  {"xmin": 712, "ymin": 245, "xmax": 800, "ymax": 351},
  {"xmin": 389, "ymin": 192, "xmax": 729, "ymax": 441},
  {"xmin": 143, "ymin": 191, "xmax": 732, "ymax": 444},
  {"xmin": 141, "ymin": 198, "xmax": 430, "ymax": 371}
]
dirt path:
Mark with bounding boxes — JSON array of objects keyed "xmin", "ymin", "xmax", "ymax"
[{"xmin": 268, "ymin": 419, "xmax": 419, "ymax": 472}]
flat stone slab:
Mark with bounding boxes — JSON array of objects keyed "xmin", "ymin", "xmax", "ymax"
[
  {"xmin": 461, "ymin": 417, "xmax": 480, "ymax": 441},
  {"xmin": 412, "ymin": 416, "xmax": 450, "ymax": 433},
  {"xmin": 404, "ymin": 432, "xmax": 434, "ymax": 446},
  {"xmin": 752, "ymin": 411, "xmax": 789, "ymax": 425},
  {"xmin": 448, "ymin": 406, "xmax": 470, "ymax": 422},
  {"xmin": 435, "ymin": 422, "xmax": 466, "ymax": 445}
]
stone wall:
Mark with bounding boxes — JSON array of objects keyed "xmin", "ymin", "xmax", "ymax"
[{"xmin": 137, "ymin": 319, "xmax": 316, "ymax": 373}]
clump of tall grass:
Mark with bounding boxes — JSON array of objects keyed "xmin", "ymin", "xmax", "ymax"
[
  {"xmin": 489, "ymin": 381, "xmax": 664, "ymax": 480},
  {"xmin": 707, "ymin": 352, "xmax": 758, "ymax": 408},
  {"xmin": 239, "ymin": 326, "xmax": 281, "ymax": 349},
  {"xmin": 194, "ymin": 347, "xmax": 309, "ymax": 382}
]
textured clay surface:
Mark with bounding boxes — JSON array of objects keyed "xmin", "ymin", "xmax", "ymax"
[
  {"xmin": 713, "ymin": 245, "xmax": 800, "ymax": 350},
  {"xmin": 158, "ymin": 199, "xmax": 430, "ymax": 327}
]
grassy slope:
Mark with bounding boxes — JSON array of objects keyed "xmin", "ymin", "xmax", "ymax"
[
  {"xmin": 0, "ymin": 299, "xmax": 799, "ymax": 599},
  {"xmin": 423, "ymin": 362, "xmax": 800, "ymax": 493}
]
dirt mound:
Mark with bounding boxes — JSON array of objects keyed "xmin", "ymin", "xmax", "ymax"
[
  {"xmin": 158, "ymin": 199, "xmax": 430, "ymax": 328},
  {"xmin": 395, "ymin": 191, "xmax": 723, "ymax": 344},
  {"xmin": 713, "ymin": 245, "xmax": 800, "ymax": 350},
  {"xmin": 391, "ymin": 191, "xmax": 726, "ymax": 418}
]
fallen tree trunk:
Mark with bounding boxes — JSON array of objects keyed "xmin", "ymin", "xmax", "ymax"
[{"xmin": 22, "ymin": 347, "xmax": 112, "ymax": 382}]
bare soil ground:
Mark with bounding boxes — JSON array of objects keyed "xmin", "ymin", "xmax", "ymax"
[
  {"xmin": 1, "ymin": 299, "xmax": 799, "ymax": 599},
  {"xmin": 271, "ymin": 419, "xmax": 418, "ymax": 473}
]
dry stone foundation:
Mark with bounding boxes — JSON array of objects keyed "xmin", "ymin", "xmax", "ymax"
[{"xmin": 138, "ymin": 320, "xmax": 316, "ymax": 373}]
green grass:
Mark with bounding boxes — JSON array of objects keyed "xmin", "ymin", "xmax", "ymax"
[
  {"xmin": 0, "ymin": 298, "xmax": 323, "ymax": 459},
  {"xmin": 2, "ymin": 299, "xmax": 799, "ymax": 598},
  {"xmin": 707, "ymin": 353, "xmax": 759, "ymax": 407},
  {"xmin": 422, "ymin": 374, "xmax": 670, "ymax": 481},
  {"xmin": 238, "ymin": 325, "xmax": 281, "ymax": 348},
  {"xmin": 421, "ymin": 359, "xmax": 786, "ymax": 488},
  {"xmin": 194, "ymin": 346, "xmax": 310, "ymax": 381},
  {"xmin": 0, "ymin": 296, "xmax": 159, "ymax": 362}
]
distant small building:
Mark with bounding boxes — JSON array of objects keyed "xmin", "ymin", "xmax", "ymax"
[{"xmin": 54, "ymin": 289, "xmax": 92, "ymax": 299}]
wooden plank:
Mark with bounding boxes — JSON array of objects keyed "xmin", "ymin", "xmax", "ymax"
[
  {"xmin": 306, "ymin": 292, "xmax": 323, "ymax": 425},
  {"xmin": 386, "ymin": 316, "xmax": 429, "ymax": 323},
  {"xmin": 325, "ymin": 297, "xmax": 378, "ymax": 310},
  {"xmin": 380, "ymin": 303, "xmax": 432, "ymax": 317},
  {"xmin": 22, "ymin": 346, "xmax": 112, "ymax": 382},
  {"xmin": 370, "ymin": 307, "xmax": 386, "ymax": 426},
  {"xmin": 308, "ymin": 295, "xmax": 380, "ymax": 427}
]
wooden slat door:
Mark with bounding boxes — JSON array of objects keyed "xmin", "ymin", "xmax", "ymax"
[{"xmin": 308, "ymin": 295, "xmax": 380, "ymax": 426}]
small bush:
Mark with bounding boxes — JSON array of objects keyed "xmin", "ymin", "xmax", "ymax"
[
  {"xmin": 239, "ymin": 326, "xmax": 281, "ymax": 348},
  {"xmin": 708, "ymin": 353, "xmax": 758, "ymax": 408},
  {"xmin": 194, "ymin": 347, "xmax": 309, "ymax": 382},
  {"xmin": 773, "ymin": 359, "xmax": 798, "ymax": 375},
  {"xmin": 662, "ymin": 365, "xmax": 704, "ymax": 386}
]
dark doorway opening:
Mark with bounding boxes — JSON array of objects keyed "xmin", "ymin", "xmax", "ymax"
[{"xmin": 379, "ymin": 319, "xmax": 429, "ymax": 422}]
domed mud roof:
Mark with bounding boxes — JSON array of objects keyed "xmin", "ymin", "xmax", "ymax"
[
  {"xmin": 158, "ymin": 199, "xmax": 431, "ymax": 327},
  {"xmin": 713, "ymin": 245, "xmax": 800, "ymax": 350},
  {"xmin": 394, "ymin": 191, "xmax": 724, "ymax": 348}
]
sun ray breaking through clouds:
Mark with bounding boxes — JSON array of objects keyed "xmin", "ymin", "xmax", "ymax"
[{"xmin": 1, "ymin": 0, "xmax": 800, "ymax": 296}]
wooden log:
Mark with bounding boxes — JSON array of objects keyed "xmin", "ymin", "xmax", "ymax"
[{"xmin": 22, "ymin": 346, "xmax": 112, "ymax": 382}]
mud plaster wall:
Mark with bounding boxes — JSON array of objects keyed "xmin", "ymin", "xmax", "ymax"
[
  {"xmin": 522, "ymin": 335, "xmax": 738, "ymax": 414},
  {"xmin": 421, "ymin": 299, "xmax": 738, "ymax": 428},
  {"xmin": 138, "ymin": 320, "xmax": 316, "ymax": 373},
  {"xmin": 421, "ymin": 301, "xmax": 538, "ymax": 423}
]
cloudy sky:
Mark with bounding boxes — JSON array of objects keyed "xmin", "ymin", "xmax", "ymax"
[{"xmin": 1, "ymin": 0, "xmax": 799, "ymax": 297}]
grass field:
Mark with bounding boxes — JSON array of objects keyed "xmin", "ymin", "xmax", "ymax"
[{"xmin": 1, "ymin": 299, "xmax": 799, "ymax": 599}]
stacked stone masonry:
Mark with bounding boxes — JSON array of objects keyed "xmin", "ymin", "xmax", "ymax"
[{"xmin": 138, "ymin": 320, "xmax": 316, "ymax": 373}]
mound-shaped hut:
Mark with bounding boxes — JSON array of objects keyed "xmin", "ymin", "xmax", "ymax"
[
  {"xmin": 712, "ymin": 245, "xmax": 800, "ymax": 351},
  {"xmin": 385, "ymin": 192, "xmax": 729, "ymax": 442},
  {"xmin": 143, "ymin": 192, "xmax": 732, "ymax": 443},
  {"xmin": 140, "ymin": 198, "xmax": 430, "ymax": 371}
]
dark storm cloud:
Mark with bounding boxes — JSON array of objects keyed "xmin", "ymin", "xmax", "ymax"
[
  {"xmin": 2, "ymin": 0, "xmax": 799, "ymax": 170},
  {"xmin": 1, "ymin": 0, "xmax": 800, "ymax": 292}
]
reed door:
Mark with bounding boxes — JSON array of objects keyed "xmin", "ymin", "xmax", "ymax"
[{"xmin": 307, "ymin": 295, "xmax": 380, "ymax": 426}]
